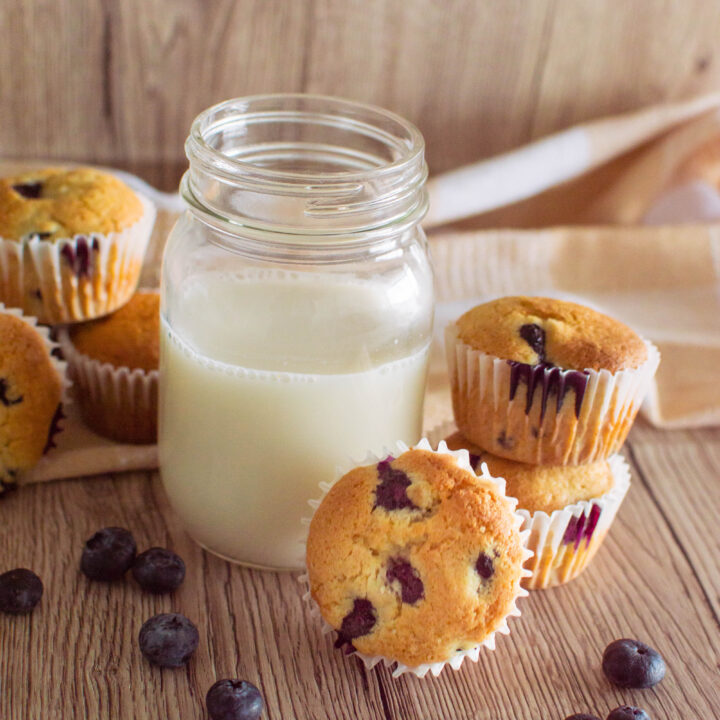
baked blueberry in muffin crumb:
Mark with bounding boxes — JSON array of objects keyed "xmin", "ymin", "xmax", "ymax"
[
  {"xmin": 12, "ymin": 182, "xmax": 42, "ymax": 199},
  {"xmin": 387, "ymin": 558, "xmax": 424, "ymax": 604}
]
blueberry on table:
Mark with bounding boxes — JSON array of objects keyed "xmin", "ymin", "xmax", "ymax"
[
  {"xmin": 138, "ymin": 613, "xmax": 199, "ymax": 668},
  {"xmin": 132, "ymin": 547, "xmax": 186, "ymax": 594},
  {"xmin": 602, "ymin": 638, "xmax": 666, "ymax": 688},
  {"xmin": 81, "ymin": 527, "xmax": 137, "ymax": 581},
  {"xmin": 206, "ymin": 679, "xmax": 264, "ymax": 720},
  {"xmin": 0, "ymin": 569, "xmax": 43, "ymax": 614},
  {"xmin": 606, "ymin": 706, "xmax": 651, "ymax": 720}
]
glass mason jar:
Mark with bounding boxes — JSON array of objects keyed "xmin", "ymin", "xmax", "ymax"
[{"xmin": 159, "ymin": 95, "xmax": 433, "ymax": 571}]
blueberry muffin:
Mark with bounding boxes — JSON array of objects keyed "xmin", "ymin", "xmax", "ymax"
[
  {"xmin": 0, "ymin": 305, "xmax": 66, "ymax": 495},
  {"xmin": 445, "ymin": 297, "xmax": 659, "ymax": 465},
  {"xmin": 445, "ymin": 430, "xmax": 630, "ymax": 589},
  {"xmin": 59, "ymin": 290, "xmax": 159, "ymax": 444},
  {"xmin": 306, "ymin": 446, "xmax": 527, "ymax": 671},
  {"xmin": 0, "ymin": 167, "xmax": 154, "ymax": 324}
]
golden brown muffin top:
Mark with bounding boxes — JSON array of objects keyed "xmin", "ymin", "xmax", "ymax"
[
  {"xmin": 0, "ymin": 311, "xmax": 64, "ymax": 484},
  {"xmin": 306, "ymin": 448, "xmax": 524, "ymax": 668},
  {"xmin": 444, "ymin": 432, "xmax": 614, "ymax": 514},
  {"xmin": 0, "ymin": 167, "xmax": 144, "ymax": 241},
  {"xmin": 69, "ymin": 291, "xmax": 159, "ymax": 371},
  {"xmin": 454, "ymin": 296, "xmax": 647, "ymax": 373}
]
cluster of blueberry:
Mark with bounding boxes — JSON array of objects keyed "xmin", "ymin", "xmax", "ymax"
[
  {"xmin": 0, "ymin": 526, "xmax": 265, "ymax": 720},
  {"xmin": 565, "ymin": 639, "xmax": 666, "ymax": 720}
]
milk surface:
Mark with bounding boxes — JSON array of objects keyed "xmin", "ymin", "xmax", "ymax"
[{"xmin": 159, "ymin": 271, "xmax": 430, "ymax": 569}]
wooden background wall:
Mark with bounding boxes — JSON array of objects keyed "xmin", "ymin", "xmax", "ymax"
[{"xmin": 2, "ymin": 0, "xmax": 720, "ymax": 191}]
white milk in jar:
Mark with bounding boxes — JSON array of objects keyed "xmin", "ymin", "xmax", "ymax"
[{"xmin": 159, "ymin": 272, "xmax": 430, "ymax": 569}]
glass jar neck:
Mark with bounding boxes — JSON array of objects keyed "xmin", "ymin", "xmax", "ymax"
[{"xmin": 181, "ymin": 95, "xmax": 428, "ymax": 250}]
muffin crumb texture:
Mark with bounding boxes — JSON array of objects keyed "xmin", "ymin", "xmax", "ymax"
[
  {"xmin": 0, "ymin": 167, "xmax": 143, "ymax": 241},
  {"xmin": 69, "ymin": 291, "xmax": 159, "ymax": 371},
  {"xmin": 455, "ymin": 296, "xmax": 647, "ymax": 373},
  {"xmin": 306, "ymin": 448, "xmax": 525, "ymax": 668}
]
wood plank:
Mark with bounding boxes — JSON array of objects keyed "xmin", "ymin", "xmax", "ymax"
[
  {"xmin": 3, "ymin": 0, "xmax": 720, "ymax": 190},
  {"xmin": 2, "ymin": 422, "xmax": 720, "ymax": 719}
]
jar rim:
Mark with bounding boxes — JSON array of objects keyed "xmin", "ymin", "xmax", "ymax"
[{"xmin": 187, "ymin": 93, "xmax": 426, "ymax": 184}]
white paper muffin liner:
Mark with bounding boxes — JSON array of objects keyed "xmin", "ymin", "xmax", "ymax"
[
  {"xmin": 0, "ymin": 304, "xmax": 71, "ymax": 481},
  {"xmin": 299, "ymin": 438, "xmax": 533, "ymax": 678},
  {"xmin": 427, "ymin": 421, "xmax": 631, "ymax": 589},
  {"xmin": 0, "ymin": 193, "xmax": 155, "ymax": 325},
  {"xmin": 445, "ymin": 324, "xmax": 660, "ymax": 465},
  {"xmin": 57, "ymin": 325, "xmax": 158, "ymax": 445},
  {"xmin": 518, "ymin": 453, "xmax": 630, "ymax": 589}
]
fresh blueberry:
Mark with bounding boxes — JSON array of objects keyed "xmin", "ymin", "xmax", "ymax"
[
  {"xmin": 80, "ymin": 527, "xmax": 137, "ymax": 581},
  {"xmin": 602, "ymin": 639, "xmax": 666, "ymax": 688},
  {"xmin": 0, "ymin": 569, "xmax": 43, "ymax": 614},
  {"xmin": 386, "ymin": 559, "xmax": 424, "ymax": 604},
  {"xmin": 606, "ymin": 707, "xmax": 651, "ymax": 720},
  {"xmin": 476, "ymin": 552, "xmax": 494, "ymax": 580},
  {"xmin": 12, "ymin": 182, "xmax": 42, "ymax": 199},
  {"xmin": 132, "ymin": 547, "xmax": 186, "ymax": 594},
  {"xmin": 373, "ymin": 460, "xmax": 416, "ymax": 511},
  {"xmin": 565, "ymin": 715, "xmax": 601, "ymax": 720},
  {"xmin": 138, "ymin": 613, "xmax": 199, "ymax": 668},
  {"xmin": 206, "ymin": 679, "xmax": 264, "ymax": 720}
]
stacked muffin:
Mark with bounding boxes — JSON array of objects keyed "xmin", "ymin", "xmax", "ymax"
[
  {"xmin": 0, "ymin": 168, "xmax": 158, "ymax": 490},
  {"xmin": 444, "ymin": 297, "xmax": 660, "ymax": 588}
]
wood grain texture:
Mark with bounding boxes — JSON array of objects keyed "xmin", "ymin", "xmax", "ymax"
[
  {"xmin": 1, "ymin": 419, "xmax": 719, "ymax": 719},
  {"xmin": 2, "ymin": 0, "xmax": 720, "ymax": 189}
]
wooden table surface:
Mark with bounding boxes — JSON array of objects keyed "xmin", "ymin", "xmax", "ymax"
[{"xmin": 2, "ymin": 402, "xmax": 720, "ymax": 718}]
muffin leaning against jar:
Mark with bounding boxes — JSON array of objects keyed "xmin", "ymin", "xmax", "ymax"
[
  {"xmin": 305, "ymin": 440, "xmax": 531, "ymax": 677},
  {"xmin": 0, "ymin": 304, "xmax": 69, "ymax": 496},
  {"xmin": 0, "ymin": 167, "xmax": 155, "ymax": 324},
  {"xmin": 445, "ymin": 296, "xmax": 660, "ymax": 466},
  {"xmin": 58, "ymin": 290, "xmax": 159, "ymax": 444},
  {"xmin": 445, "ymin": 431, "xmax": 630, "ymax": 589}
]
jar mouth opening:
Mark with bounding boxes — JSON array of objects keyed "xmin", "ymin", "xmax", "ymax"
[{"xmin": 187, "ymin": 94, "xmax": 426, "ymax": 184}]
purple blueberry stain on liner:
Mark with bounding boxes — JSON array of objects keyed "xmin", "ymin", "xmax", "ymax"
[
  {"xmin": 373, "ymin": 460, "xmax": 417, "ymax": 511},
  {"xmin": 386, "ymin": 558, "xmax": 424, "ymax": 604},
  {"xmin": 508, "ymin": 361, "xmax": 590, "ymax": 419},
  {"xmin": 61, "ymin": 236, "xmax": 99, "ymax": 278}
]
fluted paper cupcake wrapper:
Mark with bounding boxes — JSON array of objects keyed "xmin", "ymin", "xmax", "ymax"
[
  {"xmin": 518, "ymin": 453, "xmax": 630, "ymax": 589},
  {"xmin": 0, "ymin": 194, "xmax": 155, "ymax": 325},
  {"xmin": 0, "ymin": 304, "xmax": 72, "ymax": 476},
  {"xmin": 427, "ymin": 421, "xmax": 631, "ymax": 589},
  {"xmin": 58, "ymin": 328, "xmax": 158, "ymax": 444},
  {"xmin": 445, "ymin": 324, "xmax": 660, "ymax": 465},
  {"xmin": 299, "ymin": 437, "xmax": 533, "ymax": 679}
]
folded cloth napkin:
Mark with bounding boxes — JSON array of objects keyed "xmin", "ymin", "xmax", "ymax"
[{"xmin": 425, "ymin": 93, "xmax": 720, "ymax": 429}]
